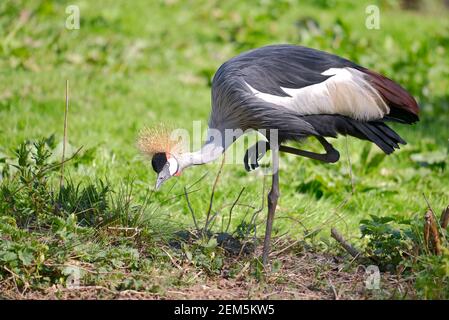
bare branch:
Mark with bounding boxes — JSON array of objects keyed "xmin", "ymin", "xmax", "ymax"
[
  {"xmin": 206, "ymin": 211, "xmax": 221, "ymax": 230},
  {"xmin": 248, "ymin": 175, "xmax": 266, "ymax": 238},
  {"xmin": 204, "ymin": 156, "xmax": 225, "ymax": 232},
  {"xmin": 60, "ymin": 79, "xmax": 69, "ymax": 189},
  {"xmin": 344, "ymin": 136, "xmax": 355, "ymax": 194},
  {"xmin": 45, "ymin": 146, "xmax": 83, "ymax": 174},
  {"xmin": 225, "ymin": 187, "xmax": 245, "ymax": 233},
  {"xmin": 187, "ymin": 171, "xmax": 209, "ymax": 190},
  {"xmin": 331, "ymin": 228, "xmax": 361, "ymax": 259}
]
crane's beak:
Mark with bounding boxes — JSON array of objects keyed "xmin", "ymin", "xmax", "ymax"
[{"xmin": 155, "ymin": 163, "xmax": 171, "ymax": 190}]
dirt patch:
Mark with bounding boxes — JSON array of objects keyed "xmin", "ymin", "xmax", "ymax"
[
  {"xmin": 157, "ymin": 250, "xmax": 412, "ymax": 300},
  {"xmin": 0, "ymin": 244, "xmax": 413, "ymax": 300}
]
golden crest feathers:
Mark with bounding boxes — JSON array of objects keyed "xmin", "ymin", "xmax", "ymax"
[{"xmin": 137, "ymin": 124, "xmax": 184, "ymax": 157}]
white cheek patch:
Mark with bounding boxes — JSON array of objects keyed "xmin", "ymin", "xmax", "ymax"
[{"xmin": 167, "ymin": 157, "xmax": 179, "ymax": 176}]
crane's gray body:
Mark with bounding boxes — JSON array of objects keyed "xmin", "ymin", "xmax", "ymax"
[{"xmin": 208, "ymin": 44, "xmax": 418, "ymax": 154}]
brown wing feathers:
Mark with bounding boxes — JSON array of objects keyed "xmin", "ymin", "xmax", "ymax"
[{"xmin": 357, "ymin": 67, "xmax": 420, "ymax": 124}]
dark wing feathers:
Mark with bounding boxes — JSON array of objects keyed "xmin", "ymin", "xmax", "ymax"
[
  {"xmin": 374, "ymin": 121, "xmax": 407, "ymax": 145},
  {"xmin": 299, "ymin": 115, "xmax": 405, "ymax": 154},
  {"xmin": 242, "ymin": 65, "xmax": 329, "ymax": 97},
  {"xmin": 363, "ymin": 123, "xmax": 399, "ymax": 150},
  {"xmin": 353, "ymin": 123, "xmax": 397, "ymax": 154},
  {"xmin": 229, "ymin": 44, "xmax": 355, "ymax": 96}
]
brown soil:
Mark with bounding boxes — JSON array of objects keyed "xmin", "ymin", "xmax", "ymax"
[{"xmin": 0, "ymin": 246, "xmax": 413, "ymax": 300}]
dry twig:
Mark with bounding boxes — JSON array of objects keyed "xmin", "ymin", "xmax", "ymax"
[
  {"xmin": 344, "ymin": 136, "xmax": 355, "ymax": 194},
  {"xmin": 225, "ymin": 187, "xmax": 245, "ymax": 233},
  {"xmin": 160, "ymin": 247, "xmax": 183, "ymax": 270},
  {"xmin": 328, "ymin": 278, "xmax": 339, "ymax": 300},
  {"xmin": 60, "ymin": 79, "xmax": 69, "ymax": 189},
  {"xmin": 204, "ymin": 156, "xmax": 225, "ymax": 231},
  {"xmin": 106, "ymin": 226, "xmax": 141, "ymax": 239},
  {"xmin": 331, "ymin": 228, "xmax": 361, "ymax": 259}
]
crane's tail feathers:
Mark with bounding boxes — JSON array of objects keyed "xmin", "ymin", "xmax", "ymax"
[{"xmin": 357, "ymin": 67, "xmax": 420, "ymax": 124}]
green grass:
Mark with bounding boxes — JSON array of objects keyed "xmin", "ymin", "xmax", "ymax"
[{"xmin": 1, "ymin": 0, "xmax": 449, "ymax": 299}]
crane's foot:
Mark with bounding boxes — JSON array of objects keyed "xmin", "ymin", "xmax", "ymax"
[{"xmin": 244, "ymin": 140, "xmax": 269, "ymax": 171}]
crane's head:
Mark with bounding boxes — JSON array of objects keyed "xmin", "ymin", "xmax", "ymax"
[
  {"xmin": 151, "ymin": 152, "xmax": 180, "ymax": 189},
  {"xmin": 137, "ymin": 124, "xmax": 184, "ymax": 190}
]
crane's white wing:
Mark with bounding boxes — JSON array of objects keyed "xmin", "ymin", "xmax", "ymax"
[{"xmin": 245, "ymin": 67, "xmax": 389, "ymax": 121}]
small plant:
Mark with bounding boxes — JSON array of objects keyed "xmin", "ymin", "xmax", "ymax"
[
  {"xmin": 181, "ymin": 236, "xmax": 224, "ymax": 275},
  {"xmin": 360, "ymin": 208, "xmax": 449, "ymax": 298},
  {"xmin": 0, "ymin": 137, "xmax": 170, "ymax": 292},
  {"xmin": 360, "ymin": 215, "xmax": 415, "ymax": 271},
  {"xmin": 1, "ymin": 138, "xmax": 58, "ymax": 228},
  {"xmin": 57, "ymin": 180, "xmax": 110, "ymax": 227},
  {"xmin": 412, "ymin": 248, "xmax": 449, "ymax": 299}
]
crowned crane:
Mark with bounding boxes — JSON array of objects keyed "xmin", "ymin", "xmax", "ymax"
[{"xmin": 139, "ymin": 44, "xmax": 419, "ymax": 266}]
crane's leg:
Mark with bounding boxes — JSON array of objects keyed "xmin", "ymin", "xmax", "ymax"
[
  {"xmin": 262, "ymin": 146, "xmax": 279, "ymax": 266},
  {"xmin": 244, "ymin": 137, "xmax": 339, "ymax": 171},
  {"xmin": 252, "ymin": 137, "xmax": 337, "ymax": 265},
  {"xmin": 279, "ymin": 136, "xmax": 340, "ymax": 163}
]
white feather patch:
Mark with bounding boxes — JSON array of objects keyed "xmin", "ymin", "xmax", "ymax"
[
  {"xmin": 167, "ymin": 157, "xmax": 179, "ymax": 175},
  {"xmin": 245, "ymin": 67, "xmax": 389, "ymax": 121}
]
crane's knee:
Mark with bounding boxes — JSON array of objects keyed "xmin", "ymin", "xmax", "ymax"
[
  {"xmin": 268, "ymin": 189, "xmax": 280, "ymax": 206},
  {"xmin": 327, "ymin": 149, "xmax": 340, "ymax": 163}
]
